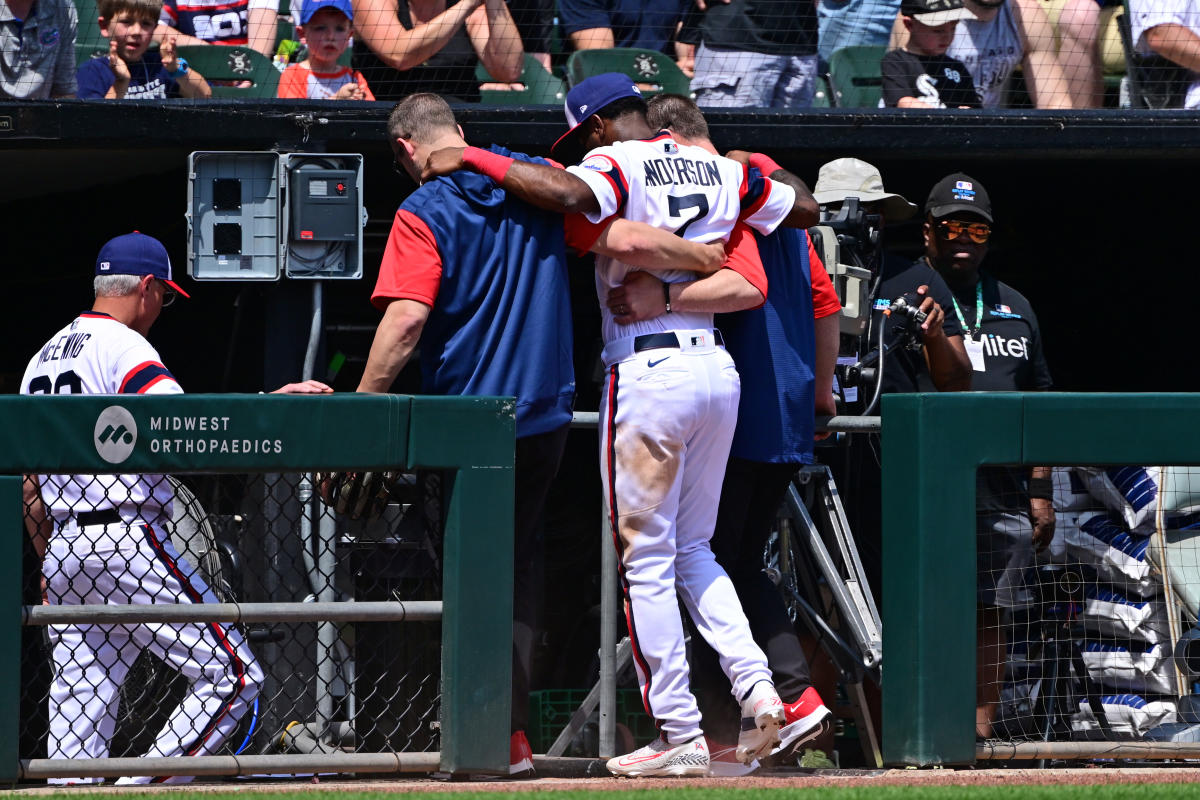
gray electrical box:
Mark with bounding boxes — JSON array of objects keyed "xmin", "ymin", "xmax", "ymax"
[{"xmin": 187, "ymin": 151, "xmax": 365, "ymax": 281}]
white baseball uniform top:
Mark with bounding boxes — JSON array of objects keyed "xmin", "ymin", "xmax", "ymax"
[
  {"xmin": 565, "ymin": 132, "xmax": 797, "ymax": 348},
  {"xmin": 22, "ymin": 311, "xmax": 182, "ymax": 528}
]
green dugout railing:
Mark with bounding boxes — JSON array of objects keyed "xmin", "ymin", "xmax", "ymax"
[
  {"xmin": 0, "ymin": 394, "xmax": 514, "ymax": 781},
  {"xmin": 882, "ymin": 392, "xmax": 1200, "ymax": 766}
]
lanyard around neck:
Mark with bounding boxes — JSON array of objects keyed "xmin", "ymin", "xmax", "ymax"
[{"xmin": 950, "ymin": 282, "xmax": 983, "ymax": 339}]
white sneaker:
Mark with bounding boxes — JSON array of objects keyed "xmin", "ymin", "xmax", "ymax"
[
  {"xmin": 705, "ymin": 737, "xmax": 759, "ymax": 777},
  {"xmin": 606, "ymin": 735, "xmax": 711, "ymax": 777},
  {"xmin": 736, "ymin": 680, "xmax": 785, "ymax": 764}
]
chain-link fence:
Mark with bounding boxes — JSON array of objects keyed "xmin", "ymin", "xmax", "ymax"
[
  {"xmin": 6, "ymin": 0, "xmax": 1199, "ymax": 110},
  {"xmin": 979, "ymin": 465, "xmax": 1200, "ymax": 751},
  {"xmin": 19, "ymin": 468, "xmax": 448, "ymax": 781}
]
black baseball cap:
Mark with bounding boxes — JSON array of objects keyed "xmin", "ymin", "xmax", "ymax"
[
  {"xmin": 925, "ymin": 172, "xmax": 993, "ymax": 222},
  {"xmin": 900, "ymin": 0, "xmax": 974, "ymax": 23}
]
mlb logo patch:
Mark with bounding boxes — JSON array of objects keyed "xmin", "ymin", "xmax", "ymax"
[
  {"xmin": 99, "ymin": 261, "xmax": 111, "ymax": 271},
  {"xmin": 663, "ymin": 142, "xmax": 678, "ymax": 154},
  {"xmin": 996, "ymin": 304, "xmax": 1012, "ymax": 313},
  {"xmin": 955, "ymin": 180, "xmax": 973, "ymax": 191}
]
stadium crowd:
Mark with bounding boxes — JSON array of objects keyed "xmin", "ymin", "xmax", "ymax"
[{"xmin": 2, "ymin": 0, "xmax": 1199, "ymax": 107}]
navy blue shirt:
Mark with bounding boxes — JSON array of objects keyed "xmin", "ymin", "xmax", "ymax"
[
  {"xmin": 378, "ymin": 146, "xmax": 575, "ymax": 439},
  {"xmin": 76, "ymin": 50, "xmax": 182, "ymax": 99},
  {"xmin": 717, "ymin": 227, "xmax": 818, "ymax": 464},
  {"xmin": 559, "ymin": 0, "xmax": 690, "ymax": 52}
]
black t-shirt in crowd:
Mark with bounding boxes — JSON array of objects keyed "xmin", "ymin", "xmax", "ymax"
[
  {"xmin": 881, "ymin": 48, "xmax": 981, "ymax": 108},
  {"xmin": 874, "ymin": 253, "xmax": 964, "ymax": 394},
  {"xmin": 680, "ymin": 0, "xmax": 817, "ymax": 56}
]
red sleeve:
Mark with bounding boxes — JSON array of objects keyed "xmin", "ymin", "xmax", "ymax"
[
  {"xmin": 356, "ymin": 70, "xmax": 375, "ymax": 101},
  {"xmin": 564, "ymin": 212, "xmax": 618, "ymax": 255},
  {"xmin": 722, "ymin": 222, "xmax": 767, "ymax": 305},
  {"xmin": 808, "ymin": 236, "xmax": 841, "ymax": 318},
  {"xmin": 276, "ymin": 65, "xmax": 307, "ymax": 99},
  {"xmin": 370, "ymin": 209, "xmax": 441, "ymax": 311}
]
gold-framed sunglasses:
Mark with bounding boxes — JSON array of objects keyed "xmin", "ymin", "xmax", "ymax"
[{"xmin": 936, "ymin": 219, "xmax": 992, "ymax": 244}]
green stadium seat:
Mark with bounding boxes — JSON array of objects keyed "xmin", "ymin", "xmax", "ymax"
[
  {"xmin": 72, "ymin": 0, "xmax": 107, "ymax": 66},
  {"xmin": 475, "ymin": 55, "xmax": 566, "ymax": 105},
  {"xmin": 827, "ymin": 45, "xmax": 886, "ymax": 109},
  {"xmin": 565, "ymin": 47, "xmax": 691, "ymax": 96},
  {"xmin": 175, "ymin": 45, "xmax": 280, "ymax": 98},
  {"xmin": 811, "ymin": 75, "xmax": 832, "ymax": 108}
]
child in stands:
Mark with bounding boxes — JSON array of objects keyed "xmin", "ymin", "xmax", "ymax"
[
  {"xmin": 277, "ymin": 0, "xmax": 374, "ymax": 100},
  {"xmin": 77, "ymin": 0, "xmax": 211, "ymax": 99},
  {"xmin": 881, "ymin": 0, "xmax": 980, "ymax": 108}
]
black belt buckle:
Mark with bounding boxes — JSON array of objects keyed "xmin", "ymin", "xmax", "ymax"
[{"xmin": 76, "ymin": 509, "xmax": 122, "ymax": 527}]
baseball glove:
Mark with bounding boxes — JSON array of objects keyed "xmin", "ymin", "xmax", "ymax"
[{"xmin": 317, "ymin": 470, "xmax": 400, "ymax": 522}]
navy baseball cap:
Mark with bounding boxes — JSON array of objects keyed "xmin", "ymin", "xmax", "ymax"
[
  {"xmin": 299, "ymin": 0, "xmax": 353, "ymax": 24},
  {"xmin": 551, "ymin": 73, "xmax": 643, "ymax": 161},
  {"xmin": 95, "ymin": 232, "xmax": 190, "ymax": 298}
]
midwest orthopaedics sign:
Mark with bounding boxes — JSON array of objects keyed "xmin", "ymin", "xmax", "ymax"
[{"xmin": 147, "ymin": 414, "xmax": 284, "ymax": 455}]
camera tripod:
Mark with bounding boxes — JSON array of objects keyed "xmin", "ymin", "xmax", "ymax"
[{"xmin": 546, "ymin": 464, "xmax": 883, "ymax": 767}]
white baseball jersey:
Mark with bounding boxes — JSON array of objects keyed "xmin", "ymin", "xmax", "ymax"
[
  {"xmin": 566, "ymin": 132, "xmax": 796, "ymax": 347},
  {"xmin": 22, "ymin": 311, "xmax": 182, "ymax": 528}
]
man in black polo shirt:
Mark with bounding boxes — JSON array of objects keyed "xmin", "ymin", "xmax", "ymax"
[{"xmin": 921, "ymin": 172, "xmax": 1054, "ymax": 738}]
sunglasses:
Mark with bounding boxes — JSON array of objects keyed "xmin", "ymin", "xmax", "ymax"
[
  {"xmin": 936, "ymin": 219, "xmax": 991, "ymax": 244},
  {"xmin": 158, "ymin": 279, "xmax": 177, "ymax": 308}
]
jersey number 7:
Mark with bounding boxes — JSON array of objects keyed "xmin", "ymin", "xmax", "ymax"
[{"xmin": 669, "ymin": 194, "xmax": 709, "ymax": 238}]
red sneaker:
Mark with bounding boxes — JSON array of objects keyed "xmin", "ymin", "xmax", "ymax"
[
  {"xmin": 772, "ymin": 687, "xmax": 832, "ymax": 759},
  {"xmin": 510, "ymin": 730, "xmax": 535, "ymax": 777}
]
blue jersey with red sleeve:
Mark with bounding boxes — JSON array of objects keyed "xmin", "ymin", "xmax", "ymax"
[
  {"xmin": 371, "ymin": 145, "xmax": 575, "ymax": 438},
  {"xmin": 718, "ymin": 228, "xmax": 838, "ymax": 463}
]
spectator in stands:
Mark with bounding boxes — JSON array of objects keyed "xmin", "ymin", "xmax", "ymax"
[
  {"xmin": 507, "ymin": 0, "xmax": 552, "ymax": 71},
  {"xmin": 891, "ymin": 0, "xmax": 1074, "ymax": 107},
  {"xmin": 351, "ymin": 0, "xmax": 522, "ymax": 103},
  {"xmin": 277, "ymin": 0, "xmax": 373, "ymax": 99},
  {"xmin": 684, "ymin": 0, "xmax": 821, "ymax": 108},
  {"xmin": 819, "ymin": 0, "xmax": 899, "ymax": 65},
  {"xmin": 1042, "ymin": 0, "xmax": 1124, "ymax": 108},
  {"xmin": 882, "ymin": 0, "xmax": 980, "ymax": 106},
  {"xmin": 1, "ymin": 0, "xmax": 77, "ymax": 98},
  {"xmin": 78, "ymin": 0, "xmax": 211, "ymax": 99},
  {"xmin": 157, "ymin": 0, "xmax": 277, "ymax": 57},
  {"xmin": 1130, "ymin": 0, "xmax": 1200, "ymax": 108},
  {"xmin": 920, "ymin": 172, "xmax": 1053, "ymax": 738},
  {"xmin": 559, "ymin": 0, "xmax": 690, "ymax": 54}
]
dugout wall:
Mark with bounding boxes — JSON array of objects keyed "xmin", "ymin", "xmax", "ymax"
[
  {"xmin": 883, "ymin": 392, "xmax": 1200, "ymax": 766},
  {"xmin": 0, "ymin": 393, "xmax": 514, "ymax": 781}
]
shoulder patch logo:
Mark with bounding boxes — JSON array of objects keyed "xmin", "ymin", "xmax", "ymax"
[
  {"xmin": 663, "ymin": 142, "xmax": 678, "ymax": 155},
  {"xmin": 581, "ymin": 155, "xmax": 612, "ymax": 172}
]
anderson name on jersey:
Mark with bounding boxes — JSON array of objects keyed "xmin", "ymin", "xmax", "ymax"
[{"xmin": 565, "ymin": 131, "xmax": 796, "ymax": 345}]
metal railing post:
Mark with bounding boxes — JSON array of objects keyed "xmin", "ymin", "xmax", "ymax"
[{"xmin": 1, "ymin": 476, "xmax": 21, "ymax": 783}]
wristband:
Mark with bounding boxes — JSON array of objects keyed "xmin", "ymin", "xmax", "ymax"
[
  {"xmin": 167, "ymin": 57, "xmax": 189, "ymax": 77},
  {"xmin": 1027, "ymin": 477, "xmax": 1053, "ymax": 501},
  {"xmin": 662, "ymin": 281, "xmax": 672, "ymax": 313},
  {"xmin": 462, "ymin": 145, "xmax": 514, "ymax": 184},
  {"xmin": 748, "ymin": 152, "xmax": 784, "ymax": 176}
]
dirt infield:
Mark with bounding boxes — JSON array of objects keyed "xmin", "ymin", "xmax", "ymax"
[{"xmin": 12, "ymin": 766, "xmax": 1200, "ymax": 794}]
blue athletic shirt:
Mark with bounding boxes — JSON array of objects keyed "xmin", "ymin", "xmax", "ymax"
[
  {"xmin": 76, "ymin": 50, "xmax": 182, "ymax": 99},
  {"xmin": 717, "ymin": 227, "xmax": 824, "ymax": 464},
  {"xmin": 371, "ymin": 146, "xmax": 575, "ymax": 439}
]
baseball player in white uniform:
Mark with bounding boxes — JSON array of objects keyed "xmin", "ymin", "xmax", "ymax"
[
  {"xmin": 424, "ymin": 73, "xmax": 814, "ymax": 776},
  {"xmin": 21, "ymin": 233, "xmax": 271, "ymax": 784}
]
